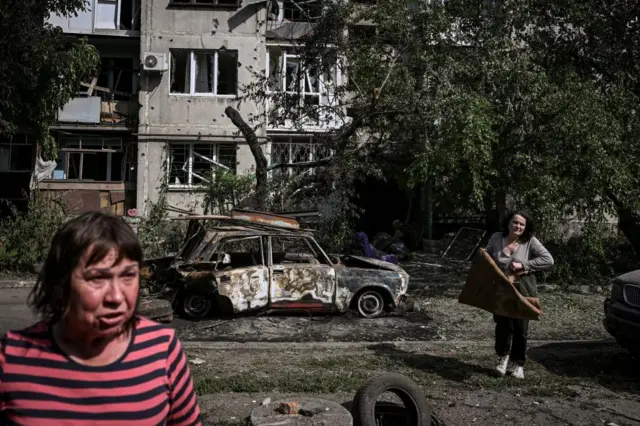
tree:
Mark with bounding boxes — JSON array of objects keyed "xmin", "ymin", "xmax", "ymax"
[
  {"xmin": 0, "ymin": 0, "xmax": 99, "ymax": 157},
  {"xmin": 261, "ymin": 0, "xmax": 640, "ymax": 239},
  {"xmin": 518, "ymin": 0, "xmax": 640, "ymax": 246}
]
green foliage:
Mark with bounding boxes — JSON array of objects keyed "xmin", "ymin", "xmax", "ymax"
[
  {"xmin": 0, "ymin": 195, "xmax": 70, "ymax": 272},
  {"xmin": 544, "ymin": 224, "xmax": 638, "ymax": 285},
  {"xmin": 201, "ymin": 168, "xmax": 255, "ymax": 215},
  {"xmin": 137, "ymin": 185, "xmax": 186, "ymax": 259},
  {"xmin": 278, "ymin": 0, "xmax": 640, "ymax": 236},
  {"xmin": 0, "ymin": 0, "xmax": 99, "ymax": 157}
]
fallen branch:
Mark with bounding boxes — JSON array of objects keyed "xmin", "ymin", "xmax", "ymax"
[{"xmin": 224, "ymin": 106, "xmax": 268, "ymax": 210}]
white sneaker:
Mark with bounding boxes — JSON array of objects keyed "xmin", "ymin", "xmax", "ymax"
[
  {"xmin": 511, "ymin": 365, "xmax": 524, "ymax": 379},
  {"xmin": 495, "ymin": 355, "xmax": 509, "ymax": 376}
]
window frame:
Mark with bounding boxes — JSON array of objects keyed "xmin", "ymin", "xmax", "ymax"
[
  {"xmin": 265, "ymin": 44, "xmax": 342, "ymax": 129},
  {"xmin": 0, "ymin": 135, "xmax": 33, "ymax": 173},
  {"xmin": 266, "ymin": 47, "xmax": 324, "ymax": 105},
  {"xmin": 268, "ymin": 235, "xmax": 333, "ymax": 266},
  {"xmin": 166, "ymin": 141, "xmax": 237, "ymax": 189},
  {"xmin": 212, "ymin": 236, "xmax": 265, "ymax": 271},
  {"xmin": 51, "ymin": 136, "xmax": 127, "ymax": 182},
  {"xmin": 169, "ymin": 49, "xmax": 239, "ymax": 97}
]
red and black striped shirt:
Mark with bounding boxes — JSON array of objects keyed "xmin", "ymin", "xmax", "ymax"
[{"xmin": 0, "ymin": 316, "xmax": 201, "ymax": 425}]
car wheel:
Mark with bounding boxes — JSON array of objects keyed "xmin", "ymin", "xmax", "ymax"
[
  {"xmin": 183, "ymin": 292, "xmax": 213, "ymax": 319},
  {"xmin": 356, "ymin": 290, "xmax": 385, "ymax": 318},
  {"xmin": 351, "ymin": 373, "xmax": 432, "ymax": 426}
]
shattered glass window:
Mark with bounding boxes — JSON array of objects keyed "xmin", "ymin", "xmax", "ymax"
[
  {"xmin": 168, "ymin": 143, "xmax": 189, "ymax": 186},
  {"xmin": 167, "ymin": 142, "xmax": 237, "ymax": 187},
  {"xmin": 215, "ymin": 236, "xmax": 264, "ymax": 268},
  {"xmin": 267, "ymin": 48, "xmax": 283, "ymax": 92},
  {"xmin": 192, "ymin": 144, "xmax": 216, "ymax": 183},
  {"xmin": 269, "ymin": 140, "xmax": 332, "ymax": 177},
  {"xmin": 271, "ymin": 236, "xmax": 327, "ymax": 265}
]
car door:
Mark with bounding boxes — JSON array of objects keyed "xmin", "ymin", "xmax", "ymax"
[
  {"xmin": 268, "ymin": 235, "xmax": 336, "ymax": 310},
  {"xmin": 212, "ymin": 235, "xmax": 269, "ymax": 314}
]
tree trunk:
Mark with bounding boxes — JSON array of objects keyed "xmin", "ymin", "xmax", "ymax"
[
  {"xmin": 224, "ymin": 106, "xmax": 268, "ymax": 210},
  {"xmin": 605, "ymin": 190, "xmax": 640, "ymax": 254},
  {"xmin": 495, "ymin": 189, "xmax": 507, "ymax": 226}
]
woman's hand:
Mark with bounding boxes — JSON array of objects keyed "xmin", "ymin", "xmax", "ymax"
[{"xmin": 511, "ymin": 261, "xmax": 524, "ymax": 272}]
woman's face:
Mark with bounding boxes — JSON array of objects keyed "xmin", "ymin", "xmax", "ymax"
[
  {"xmin": 509, "ymin": 214, "xmax": 527, "ymax": 237},
  {"xmin": 67, "ymin": 246, "xmax": 139, "ymax": 339}
]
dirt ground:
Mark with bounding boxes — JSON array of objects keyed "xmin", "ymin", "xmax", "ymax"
[
  {"xmin": 187, "ymin": 340, "xmax": 640, "ymax": 426},
  {"xmin": 173, "ymin": 288, "xmax": 610, "ymax": 343}
]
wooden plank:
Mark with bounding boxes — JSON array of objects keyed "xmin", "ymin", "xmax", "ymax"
[
  {"xmin": 86, "ymin": 76, "xmax": 99, "ymax": 96},
  {"xmin": 80, "ymin": 82, "xmax": 131, "ymax": 97}
]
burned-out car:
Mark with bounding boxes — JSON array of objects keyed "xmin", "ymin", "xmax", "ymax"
[{"xmin": 143, "ymin": 211, "xmax": 413, "ymax": 319}]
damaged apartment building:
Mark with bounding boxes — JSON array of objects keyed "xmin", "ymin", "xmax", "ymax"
[{"xmin": 10, "ymin": 0, "xmax": 342, "ymax": 217}]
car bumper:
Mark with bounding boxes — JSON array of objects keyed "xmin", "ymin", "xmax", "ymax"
[{"xmin": 603, "ymin": 297, "xmax": 640, "ymax": 343}]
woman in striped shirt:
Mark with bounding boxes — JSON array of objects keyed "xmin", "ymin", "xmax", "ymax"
[{"xmin": 0, "ymin": 211, "xmax": 202, "ymax": 425}]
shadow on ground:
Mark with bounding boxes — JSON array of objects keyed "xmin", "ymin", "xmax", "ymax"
[
  {"xmin": 528, "ymin": 341, "xmax": 640, "ymax": 395},
  {"xmin": 368, "ymin": 343, "xmax": 495, "ymax": 382}
]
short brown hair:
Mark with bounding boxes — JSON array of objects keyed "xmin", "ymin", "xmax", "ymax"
[{"xmin": 28, "ymin": 211, "xmax": 143, "ymax": 324}]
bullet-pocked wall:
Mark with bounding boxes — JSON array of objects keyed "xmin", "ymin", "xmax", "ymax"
[{"xmin": 137, "ymin": 0, "xmax": 268, "ymax": 216}]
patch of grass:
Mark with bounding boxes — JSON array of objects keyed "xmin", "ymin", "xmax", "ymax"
[
  {"xmin": 194, "ymin": 368, "xmax": 376, "ymax": 394},
  {"xmin": 188, "ymin": 343, "xmax": 639, "ymax": 399}
]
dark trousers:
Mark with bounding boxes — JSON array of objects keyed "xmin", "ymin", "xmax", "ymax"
[{"xmin": 494, "ymin": 314, "xmax": 529, "ymax": 366}]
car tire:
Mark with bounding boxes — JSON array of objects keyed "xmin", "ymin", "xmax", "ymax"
[
  {"xmin": 182, "ymin": 292, "xmax": 213, "ymax": 319},
  {"xmin": 351, "ymin": 373, "xmax": 432, "ymax": 426},
  {"xmin": 355, "ymin": 289, "xmax": 386, "ymax": 318}
]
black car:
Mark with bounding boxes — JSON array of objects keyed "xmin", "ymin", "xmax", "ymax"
[{"xmin": 604, "ymin": 270, "xmax": 640, "ymax": 359}]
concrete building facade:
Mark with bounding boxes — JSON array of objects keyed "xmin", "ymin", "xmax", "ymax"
[
  {"xmin": 38, "ymin": 0, "xmax": 340, "ymax": 218},
  {"xmin": 136, "ymin": 0, "xmax": 340, "ymax": 217},
  {"xmin": 35, "ymin": 0, "xmax": 143, "ymax": 216}
]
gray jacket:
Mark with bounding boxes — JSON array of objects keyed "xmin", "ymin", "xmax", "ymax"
[{"xmin": 485, "ymin": 232, "xmax": 554, "ymax": 297}]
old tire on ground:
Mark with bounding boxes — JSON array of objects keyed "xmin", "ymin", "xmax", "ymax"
[
  {"xmin": 182, "ymin": 292, "xmax": 213, "ymax": 319},
  {"xmin": 352, "ymin": 373, "xmax": 432, "ymax": 426},
  {"xmin": 355, "ymin": 289, "xmax": 385, "ymax": 318}
]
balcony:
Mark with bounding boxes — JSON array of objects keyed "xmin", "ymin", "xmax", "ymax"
[
  {"xmin": 55, "ymin": 57, "xmax": 139, "ymax": 130},
  {"xmin": 56, "ymin": 97, "xmax": 139, "ymax": 130},
  {"xmin": 47, "ymin": 0, "xmax": 141, "ymax": 37}
]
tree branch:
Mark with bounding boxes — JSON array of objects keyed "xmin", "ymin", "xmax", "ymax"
[
  {"xmin": 224, "ymin": 106, "xmax": 268, "ymax": 210},
  {"xmin": 267, "ymin": 157, "xmax": 333, "ymax": 171}
]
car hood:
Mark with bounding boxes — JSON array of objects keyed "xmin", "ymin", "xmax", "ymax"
[
  {"xmin": 343, "ymin": 255, "xmax": 407, "ymax": 273},
  {"xmin": 615, "ymin": 269, "xmax": 640, "ymax": 286}
]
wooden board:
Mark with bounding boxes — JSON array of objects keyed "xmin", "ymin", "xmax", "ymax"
[{"xmin": 458, "ymin": 248, "xmax": 542, "ymax": 320}]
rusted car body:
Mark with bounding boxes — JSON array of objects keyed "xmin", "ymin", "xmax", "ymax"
[{"xmin": 144, "ymin": 211, "xmax": 413, "ymax": 319}]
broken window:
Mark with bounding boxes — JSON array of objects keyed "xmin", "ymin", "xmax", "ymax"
[
  {"xmin": 0, "ymin": 135, "xmax": 33, "ymax": 173},
  {"xmin": 52, "ymin": 136, "xmax": 126, "ymax": 182},
  {"xmin": 170, "ymin": 51, "xmax": 190, "ymax": 94},
  {"xmin": 170, "ymin": 0, "xmax": 240, "ymax": 6},
  {"xmin": 271, "ymin": 236, "xmax": 329, "ymax": 265},
  {"xmin": 269, "ymin": 135, "xmax": 332, "ymax": 177},
  {"xmin": 95, "ymin": 0, "xmax": 141, "ymax": 31},
  {"xmin": 96, "ymin": 57, "xmax": 137, "ymax": 101},
  {"xmin": 214, "ymin": 236, "xmax": 264, "ymax": 270},
  {"xmin": 170, "ymin": 50, "xmax": 238, "ymax": 96},
  {"xmin": 267, "ymin": 47, "xmax": 326, "ymax": 106},
  {"xmin": 167, "ymin": 142, "xmax": 237, "ymax": 187},
  {"xmin": 282, "ymin": 0, "xmax": 322, "ymax": 22}
]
